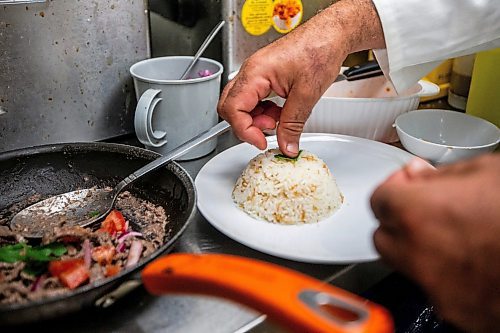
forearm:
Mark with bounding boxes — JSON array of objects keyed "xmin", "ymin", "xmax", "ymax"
[
  {"xmin": 325, "ymin": 0, "xmax": 385, "ymax": 53},
  {"xmin": 296, "ymin": 0, "xmax": 385, "ymax": 58}
]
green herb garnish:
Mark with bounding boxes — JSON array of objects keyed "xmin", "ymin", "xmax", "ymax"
[
  {"xmin": 0, "ymin": 243, "xmax": 26, "ymax": 263},
  {"xmin": 274, "ymin": 150, "xmax": 303, "ymax": 162},
  {"xmin": 0, "ymin": 242, "xmax": 67, "ymax": 263},
  {"xmin": 88, "ymin": 210, "xmax": 100, "ymax": 218}
]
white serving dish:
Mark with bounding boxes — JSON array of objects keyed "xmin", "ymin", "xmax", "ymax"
[
  {"xmin": 395, "ymin": 109, "xmax": 500, "ymax": 164},
  {"xmin": 303, "ymin": 75, "xmax": 440, "ymax": 142}
]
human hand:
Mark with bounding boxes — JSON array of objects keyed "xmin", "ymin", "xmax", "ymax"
[
  {"xmin": 218, "ymin": 0, "xmax": 385, "ymax": 157},
  {"xmin": 371, "ymin": 155, "xmax": 500, "ymax": 333}
]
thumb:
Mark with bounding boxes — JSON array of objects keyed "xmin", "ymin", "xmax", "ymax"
[
  {"xmin": 404, "ymin": 157, "xmax": 436, "ymax": 179},
  {"xmin": 276, "ymin": 88, "xmax": 317, "ymax": 157}
]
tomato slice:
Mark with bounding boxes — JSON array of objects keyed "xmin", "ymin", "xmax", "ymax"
[
  {"xmin": 92, "ymin": 245, "xmax": 116, "ymax": 265},
  {"xmin": 48, "ymin": 258, "xmax": 84, "ymax": 277},
  {"xmin": 104, "ymin": 264, "xmax": 121, "ymax": 277},
  {"xmin": 99, "ymin": 210, "xmax": 127, "ymax": 235},
  {"xmin": 59, "ymin": 264, "xmax": 89, "ymax": 289},
  {"xmin": 49, "ymin": 258, "xmax": 89, "ymax": 289}
]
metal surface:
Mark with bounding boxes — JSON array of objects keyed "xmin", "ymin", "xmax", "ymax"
[
  {"xmin": 221, "ymin": 0, "xmax": 337, "ymax": 80},
  {"xmin": 0, "ymin": 0, "xmax": 150, "ymax": 152},
  {"xmin": 2, "ymin": 132, "xmax": 392, "ymax": 332},
  {"xmin": 4, "ymin": 130, "xmax": 389, "ymax": 332},
  {"xmin": 149, "ymin": 0, "xmax": 336, "ymax": 83},
  {"xmin": 149, "ymin": 0, "xmax": 223, "ymax": 60},
  {"xmin": 0, "ymin": 0, "xmax": 46, "ymax": 4},
  {"xmin": 0, "ymin": 142, "xmax": 196, "ymax": 326},
  {"xmin": 10, "ymin": 121, "xmax": 230, "ymax": 237}
]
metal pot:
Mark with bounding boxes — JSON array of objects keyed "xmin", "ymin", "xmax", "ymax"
[{"xmin": 0, "ymin": 142, "xmax": 196, "ymax": 325}]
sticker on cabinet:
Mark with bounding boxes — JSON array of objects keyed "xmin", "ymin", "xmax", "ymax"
[
  {"xmin": 241, "ymin": 0, "xmax": 303, "ymax": 36},
  {"xmin": 241, "ymin": 0, "xmax": 274, "ymax": 36},
  {"xmin": 271, "ymin": 0, "xmax": 303, "ymax": 33}
]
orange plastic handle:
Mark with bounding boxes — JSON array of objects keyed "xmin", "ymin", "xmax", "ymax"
[{"xmin": 142, "ymin": 253, "xmax": 393, "ymax": 333}]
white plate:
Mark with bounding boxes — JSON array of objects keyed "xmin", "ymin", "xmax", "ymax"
[{"xmin": 195, "ymin": 134, "xmax": 416, "ymax": 264}]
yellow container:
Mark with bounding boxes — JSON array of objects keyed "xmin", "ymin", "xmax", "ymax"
[
  {"xmin": 420, "ymin": 59, "xmax": 453, "ymax": 102},
  {"xmin": 466, "ymin": 48, "xmax": 500, "ymax": 127},
  {"xmin": 426, "ymin": 59, "xmax": 453, "ymax": 85}
]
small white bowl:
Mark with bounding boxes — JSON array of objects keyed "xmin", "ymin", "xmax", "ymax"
[{"xmin": 395, "ymin": 109, "xmax": 500, "ymax": 164}]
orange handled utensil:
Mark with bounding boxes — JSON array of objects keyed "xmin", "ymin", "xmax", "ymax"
[{"xmin": 142, "ymin": 253, "xmax": 393, "ymax": 333}]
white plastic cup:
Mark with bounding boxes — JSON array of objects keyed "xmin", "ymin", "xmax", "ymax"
[{"xmin": 130, "ymin": 56, "xmax": 223, "ymax": 160}]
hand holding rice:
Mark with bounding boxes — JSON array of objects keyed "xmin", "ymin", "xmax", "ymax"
[{"xmin": 232, "ymin": 149, "xmax": 343, "ymax": 224}]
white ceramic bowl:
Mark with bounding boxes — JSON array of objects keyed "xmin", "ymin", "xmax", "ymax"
[
  {"xmin": 395, "ymin": 109, "xmax": 500, "ymax": 164},
  {"xmin": 302, "ymin": 75, "xmax": 440, "ymax": 142}
]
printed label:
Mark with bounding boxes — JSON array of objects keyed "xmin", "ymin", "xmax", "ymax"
[
  {"xmin": 271, "ymin": 0, "xmax": 303, "ymax": 33},
  {"xmin": 241, "ymin": 0, "xmax": 274, "ymax": 36},
  {"xmin": 241, "ymin": 0, "xmax": 303, "ymax": 36}
]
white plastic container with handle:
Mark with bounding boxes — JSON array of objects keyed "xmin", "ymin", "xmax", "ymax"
[{"xmin": 130, "ymin": 56, "xmax": 223, "ymax": 160}]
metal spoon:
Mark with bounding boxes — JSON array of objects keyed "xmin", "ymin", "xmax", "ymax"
[
  {"xmin": 179, "ymin": 20, "xmax": 225, "ymax": 80},
  {"xmin": 10, "ymin": 121, "xmax": 231, "ymax": 238}
]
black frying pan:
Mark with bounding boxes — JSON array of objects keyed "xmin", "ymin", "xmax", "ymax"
[{"xmin": 0, "ymin": 142, "xmax": 196, "ymax": 325}]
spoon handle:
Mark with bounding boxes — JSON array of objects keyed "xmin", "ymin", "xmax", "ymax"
[
  {"xmin": 179, "ymin": 21, "xmax": 225, "ymax": 80},
  {"xmin": 114, "ymin": 121, "xmax": 231, "ymax": 194}
]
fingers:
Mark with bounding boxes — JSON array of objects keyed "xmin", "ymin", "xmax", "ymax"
[
  {"xmin": 370, "ymin": 182, "xmax": 402, "ymax": 226},
  {"xmin": 371, "ymin": 184, "xmax": 417, "ymax": 278},
  {"xmin": 371, "ymin": 176, "xmax": 419, "ymax": 237},
  {"xmin": 434, "ymin": 154, "xmax": 493, "ymax": 178},
  {"xmin": 371, "ymin": 160, "xmax": 432, "ymax": 227},
  {"xmin": 371, "ymin": 166, "xmax": 438, "ymax": 276},
  {"xmin": 373, "ymin": 227, "xmax": 406, "ymax": 268},
  {"xmin": 404, "ymin": 158, "xmax": 436, "ymax": 179},
  {"xmin": 250, "ymin": 100, "xmax": 281, "ymax": 131},
  {"xmin": 276, "ymin": 86, "xmax": 318, "ymax": 157},
  {"xmin": 381, "ymin": 158, "xmax": 435, "ymax": 186},
  {"xmin": 218, "ymin": 72, "xmax": 272, "ymax": 150}
]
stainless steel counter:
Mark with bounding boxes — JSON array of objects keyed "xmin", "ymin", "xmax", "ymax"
[{"xmin": 28, "ymin": 130, "xmax": 392, "ymax": 333}]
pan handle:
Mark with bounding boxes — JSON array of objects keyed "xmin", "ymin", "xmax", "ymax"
[
  {"xmin": 142, "ymin": 254, "xmax": 393, "ymax": 333},
  {"xmin": 343, "ymin": 60, "xmax": 383, "ymax": 81}
]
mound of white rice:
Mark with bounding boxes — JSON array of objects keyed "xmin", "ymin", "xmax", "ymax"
[{"xmin": 232, "ymin": 149, "xmax": 343, "ymax": 224}]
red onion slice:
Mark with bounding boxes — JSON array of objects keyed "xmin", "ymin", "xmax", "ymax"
[
  {"xmin": 83, "ymin": 239, "xmax": 92, "ymax": 269},
  {"xmin": 125, "ymin": 240, "xmax": 143, "ymax": 268},
  {"xmin": 117, "ymin": 231, "xmax": 143, "ymax": 245},
  {"xmin": 198, "ymin": 69, "xmax": 213, "ymax": 77},
  {"xmin": 30, "ymin": 275, "xmax": 45, "ymax": 292},
  {"xmin": 116, "ymin": 242, "xmax": 126, "ymax": 253}
]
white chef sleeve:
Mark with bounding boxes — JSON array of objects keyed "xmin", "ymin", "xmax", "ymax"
[{"xmin": 371, "ymin": 0, "xmax": 500, "ymax": 93}]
